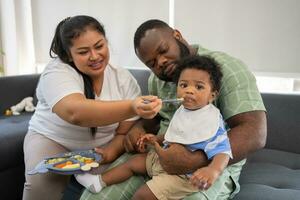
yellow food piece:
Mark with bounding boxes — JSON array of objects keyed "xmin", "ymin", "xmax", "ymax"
[
  {"xmin": 47, "ymin": 157, "xmax": 66, "ymax": 164},
  {"xmin": 89, "ymin": 162, "xmax": 99, "ymax": 168},
  {"xmin": 81, "ymin": 164, "xmax": 91, "ymax": 171},
  {"xmin": 62, "ymin": 163, "xmax": 80, "ymax": 169}
]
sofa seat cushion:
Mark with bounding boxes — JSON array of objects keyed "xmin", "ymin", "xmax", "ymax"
[
  {"xmin": 234, "ymin": 149, "xmax": 300, "ymax": 200},
  {"xmin": 0, "ymin": 113, "xmax": 33, "ymax": 171}
]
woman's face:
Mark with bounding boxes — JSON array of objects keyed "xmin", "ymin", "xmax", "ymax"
[
  {"xmin": 177, "ymin": 68, "xmax": 216, "ymax": 110},
  {"xmin": 69, "ymin": 29, "xmax": 109, "ymax": 79}
]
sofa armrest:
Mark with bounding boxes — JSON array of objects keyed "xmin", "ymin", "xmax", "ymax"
[
  {"xmin": 261, "ymin": 93, "xmax": 300, "ymax": 154},
  {"xmin": 0, "ymin": 74, "xmax": 40, "ymax": 114}
]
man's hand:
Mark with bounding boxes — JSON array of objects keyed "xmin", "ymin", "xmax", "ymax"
[
  {"xmin": 123, "ymin": 130, "xmax": 145, "ymax": 153},
  {"xmin": 137, "ymin": 134, "xmax": 158, "ymax": 152},
  {"xmin": 123, "ymin": 120, "xmax": 146, "ymax": 153}
]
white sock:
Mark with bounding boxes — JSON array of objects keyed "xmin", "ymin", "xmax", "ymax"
[{"xmin": 75, "ymin": 174, "xmax": 105, "ymax": 193}]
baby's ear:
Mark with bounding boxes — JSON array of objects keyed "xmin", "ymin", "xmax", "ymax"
[{"xmin": 210, "ymin": 91, "xmax": 218, "ymax": 102}]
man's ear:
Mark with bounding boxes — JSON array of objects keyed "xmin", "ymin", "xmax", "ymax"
[{"xmin": 173, "ymin": 29, "xmax": 183, "ymax": 41}]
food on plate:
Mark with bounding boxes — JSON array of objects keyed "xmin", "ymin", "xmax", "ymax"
[
  {"xmin": 81, "ymin": 162, "xmax": 99, "ymax": 171},
  {"xmin": 47, "ymin": 154, "xmax": 99, "ymax": 171}
]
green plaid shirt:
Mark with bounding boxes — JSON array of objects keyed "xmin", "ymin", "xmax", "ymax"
[{"xmin": 149, "ymin": 44, "xmax": 266, "ymax": 135}]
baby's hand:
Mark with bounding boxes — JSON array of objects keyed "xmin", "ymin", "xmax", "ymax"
[
  {"xmin": 136, "ymin": 134, "xmax": 157, "ymax": 152},
  {"xmin": 189, "ymin": 166, "xmax": 221, "ymax": 190}
]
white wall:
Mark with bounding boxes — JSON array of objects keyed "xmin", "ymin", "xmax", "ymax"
[
  {"xmin": 31, "ymin": 0, "xmax": 169, "ymax": 69},
  {"xmin": 30, "ymin": 0, "xmax": 300, "ymax": 76},
  {"xmin": 175, "ymin": 0, "xmax": 300, "ymax": 74}
]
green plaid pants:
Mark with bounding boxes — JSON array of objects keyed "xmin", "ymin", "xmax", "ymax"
[{"xmin": 80, "ymin": 153, "xmax": 242, "ymax": 200}]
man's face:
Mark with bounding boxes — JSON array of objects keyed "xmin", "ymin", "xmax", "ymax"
[{"xmin": 136, "ymin": 28, "xmax": 190, "ymax": 82}]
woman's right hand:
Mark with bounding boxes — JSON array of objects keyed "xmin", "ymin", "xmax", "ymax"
[{"xmin": 132, "ymin": 96, "xmax": 162, "ymax": 119}]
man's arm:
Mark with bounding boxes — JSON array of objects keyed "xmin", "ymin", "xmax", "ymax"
[
  {"xmin": 227, "ymin": 110, "xmax": 267, "ymax": 164},
  {"xmin": 157, "ymin": 110, "xmax": 267, "ymax": 174},
  {"xmin": 124, "ymin": 110, "xmax": 267, "ymax": 174}
]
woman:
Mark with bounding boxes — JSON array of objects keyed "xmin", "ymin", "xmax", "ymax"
[{"xmin": 23, "ymin": 15, "xmax": 161, "ymax": 200}]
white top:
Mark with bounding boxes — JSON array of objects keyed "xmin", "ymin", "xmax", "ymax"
[
  {"xmin": 29, "ymin": 58, "xmax": 141, "ymax": 150},
  {"xmin": 164, "ymin": 104, "xmax": 220, "ymax": 144}
]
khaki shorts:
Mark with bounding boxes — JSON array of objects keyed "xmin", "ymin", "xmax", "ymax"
[{"xmin": 145, "ymin": 150, "xmax": 198, "ymax": 200}]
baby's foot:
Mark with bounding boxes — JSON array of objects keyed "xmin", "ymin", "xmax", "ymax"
[{"xmin": 75, "ymin": 173, "xmax": 103, "ymax": 193}]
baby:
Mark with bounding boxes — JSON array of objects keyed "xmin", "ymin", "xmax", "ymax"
[{"xmin": 76, "ymin": 55, "xmax": 232, "ymax": 199}]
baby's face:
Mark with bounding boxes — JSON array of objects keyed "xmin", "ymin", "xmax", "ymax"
[{"xmin": 177, "ymin": 68, "xmax": 216, "ymax": 110}]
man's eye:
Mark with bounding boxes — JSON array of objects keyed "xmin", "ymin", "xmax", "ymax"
[{"xmin": 160, "ymin": 46, "xmax": 168, "ymax": 54}]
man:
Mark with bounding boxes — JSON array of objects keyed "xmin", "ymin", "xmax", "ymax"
[{"xmin": 80, "ymin": 19, "xmax": 267, "ymax": 200}]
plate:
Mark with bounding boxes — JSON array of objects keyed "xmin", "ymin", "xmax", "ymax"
[{"xmin": 28, "ymin": 150, "xmax": 102, "ymax": 175}]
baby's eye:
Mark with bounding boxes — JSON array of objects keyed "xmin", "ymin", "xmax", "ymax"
[
  {"xmin": 179, "ymin": 83, "xmax": 187, "ymax": 88},
  {"xmin": 196, "ymin": 85, "xmax": 204, "ymax": 90}
]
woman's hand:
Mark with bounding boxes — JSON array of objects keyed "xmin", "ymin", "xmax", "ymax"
[
  {"xmin": 94, "ymin": 147, "xmax": 111, "ymax": 164},
  {"xmin": 94, "ymin": 135, "xmax": 125, "ymax": 164},
  {"xmin": 132, "ymin": 96, "xmax": 162, "ymax": 119}
]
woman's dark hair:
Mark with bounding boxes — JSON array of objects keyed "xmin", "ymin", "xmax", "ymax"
[
  {"xmin": 174, "ymin": 55, "xmax": 223, "ymax": 92},
  {"xmin": 134, "ymin": 19, "xmax": 172, "ymax": 52},
  {"xmin": 49, "ymin": 15, "xmax": 106, "ymax": 135}
]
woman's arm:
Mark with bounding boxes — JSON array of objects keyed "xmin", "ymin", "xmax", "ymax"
[{"xmin": 52, "ymin": 93, "xmax": 161, "ymax": 127}]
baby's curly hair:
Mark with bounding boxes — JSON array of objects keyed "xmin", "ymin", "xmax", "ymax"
[{"xmin": 174, "ymin": 55, "xmax": 223, "ymax": 92}]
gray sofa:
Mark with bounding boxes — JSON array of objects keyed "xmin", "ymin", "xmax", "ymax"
[{"xmin": 0, "ymin": 69, "xmax": 299, "ymax": 200}]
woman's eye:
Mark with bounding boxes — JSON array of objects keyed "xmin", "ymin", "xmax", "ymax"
[
  {"xmin": 95, "ymin": 45, "xmax": 103, "ymax": 49},
  {"xmin": 78, "ymin": 51, "xmax": 88, "ymax": 55}
]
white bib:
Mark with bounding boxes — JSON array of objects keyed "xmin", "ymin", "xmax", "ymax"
[{"xmin": 164, "ymin": 104, "xmax": 220, "ymax": 144}]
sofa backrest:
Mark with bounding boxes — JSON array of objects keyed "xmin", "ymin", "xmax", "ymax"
[
  {"xmin": 128, "ymin": 68, "xmax": 151, "ymax": 95},
  {"xmin": 0, "ymin": 74, "xmax": 40, "ymax": 114},
  {"xmin": 261, "ymin": 93, "xmax": 300, "ymax": 154},
  {"xmin": 2, "ymin": 70, "xmax": 300, "ymax": 155}
]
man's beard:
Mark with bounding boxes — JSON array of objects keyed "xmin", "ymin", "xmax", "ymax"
[{"xmin": 158, "ymin": 40, "xmax": 191, "ymax": 82}]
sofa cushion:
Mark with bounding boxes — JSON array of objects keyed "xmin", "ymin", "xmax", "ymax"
[
  {"xmin": 233, "ymin": 148, "xmax": 300, "ymax": 200},
  {"xmin": 0, "ymin": 74, "xmax": 40, "ymax": 114},
  {"xmin": 0, "ymin": 113, "xmax": 33, "ymax": 171}
]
